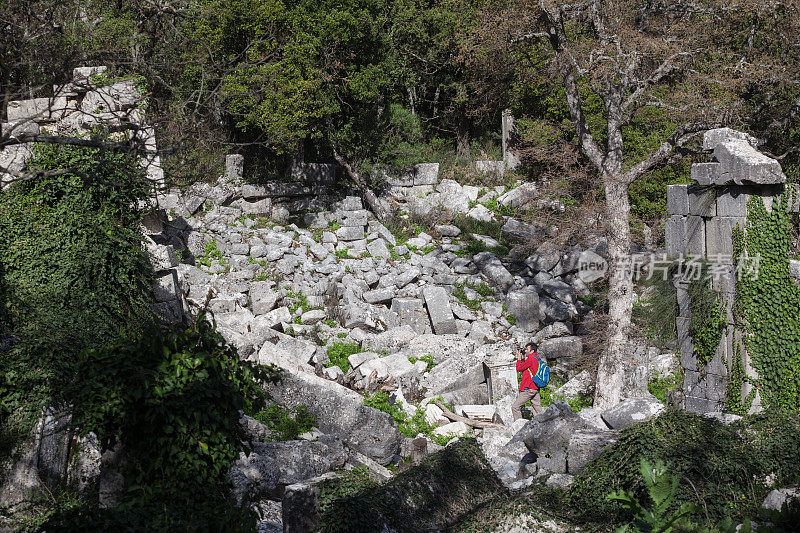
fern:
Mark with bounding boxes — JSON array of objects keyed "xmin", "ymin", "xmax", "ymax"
[{"xmin": 607, "ymin": 458, "xmax": 696, "ymax": 532}]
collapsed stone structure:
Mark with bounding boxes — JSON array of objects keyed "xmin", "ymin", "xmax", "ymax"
[
  {"xmin": 666, "ymin": 128, "xmax": 799, "ymax": 413},
  {"xmin": 0, "ymin": 65, "xmax": 164, "ymax": 189}
]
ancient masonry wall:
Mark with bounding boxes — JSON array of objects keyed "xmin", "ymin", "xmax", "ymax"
[
  {"xmin": 0, "ymin": 66, "xmax": 184, "ymax": 325},
  {"xmin": 666, "ymin": 128, "xmax": 799, "ymax": 413},
  {"xmin": 0, "ymin": 65, "xmax": 164, "ymax": 189}
]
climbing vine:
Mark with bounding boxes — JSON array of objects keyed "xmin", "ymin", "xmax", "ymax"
[
  {"xmin": 687, "ymin": 274, "xmax": 725, "ymax": 369},
  {"xmin": 724, "ymin": 341, "xmax": 757, "ymax": 415},
  {"xmin": 732, "ymin": 190, "xmax": 800, "ymax": 412}
]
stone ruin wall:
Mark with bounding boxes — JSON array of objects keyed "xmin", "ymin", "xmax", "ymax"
[
  {"xmin": 0, "ymin": 65, "xmax": 163, "ymax": 189},
  {"xmin": 666, "ymin": 128, "xmax": 800, "ymax": 414},
  {"xmin": 0, "ymin": 66, "xmax": 184, "ymax": 324}
]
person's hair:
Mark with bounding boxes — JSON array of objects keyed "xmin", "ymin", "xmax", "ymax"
[{"xmin": 525, "ymin": 341, "xmax": 537, "ymax": 352}]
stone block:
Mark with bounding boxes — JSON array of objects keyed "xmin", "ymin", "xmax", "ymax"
[
  {"xmin": 339, "ymin": 196, "xmax": 363, "ymax": 211},
  {"xmin": 705, "ymin": 217, "xmax": 745, "ymax": 257},
  {"xmin": 432, "ymin": 319, "xmax": 459, "ymax": 335},
  {"xmin": 414, "ymin": 163, "xmax": 439, "ymax": 185},
  {"xmin": 81, "ymin": 82, "xmax": 140, "ymax": 114},
  {"xmin": 683, "ymin": 369, "xmax": 701, "ymax": 393},
  {"xmin": 600, "ymin": 397, "xmax": 665, "ymax": 430},
  {"xmin": 688, "ymin": 184, "xmax": 716, "ymax": 216},
  {"xmin": 153, "ymin": 270, "xmax": 180, "ymax": 302},
  {"xmin": 675, "ymin": 282, "xmax": 690, "ymax": 318},
  {"xmin": 685, "ymin": 395, "xmax": 721, "ymax": 414},
  {"xmin": 1, "ymin": 120, "xmax": 39, "ymax": 137},
  {"xmin": 690, "ymin": 162, "xmax": 721, "ymax": 186},
  {"xmin": 391, "ymin": 298, "xmax": 424, "ymax": 335},
  {"xmin": 73, "ymin": 65, "xmax": 107, "ymax": 81},
  {"xmin": 665, "ymin": 216, "xmax": 686, "ymax": 257},
  {"xmin": 387, "ymin": 170, "xmax": 415, "ymax": 187},
  {"xmin": 686, "ymin": 216, "xmax": 705, "ymax": 256},
  {"xmin": 666, "ymin": 184, "xmax": 689, "ymax": 215},
  {"xmin": 704, "ymin": 373, "xmax": 727, "ymax": 401},
  {"xmin": 225, "ymin": 154, "xmax": 244, "ymax": 183},
  {"xmin": 505, "ymin": 288, "xmax": 540, "ymax": 333},
  {"xmin": 677, "ymin": 317, "xmax": 696, "ymax": 370},
  {"xmin": 710, "ymin": 264, "xmax": 735, "ymax": 294},
  {"xmin": 6, "ymin": 97, "xmax": 73, "ymax": 122},
  {"xmin": 366, "ymin": 238, "xmax": 391, "ymax": 260},
  {"xmin": 714, "ymin": 140, "xmax": 785, "ymax": 185},
  {"xmin": 422, "ymin": 285, "xmax": 454, "ymax": 328},
  {"xmin": 363, "ymin": 288, "xmax": 394, "ymax": 305},
  {"xmin": 475, "ymin": 160, "xmax": 505, "ymax": 175},
  {"xmin": 702, "ymin": 128, "xmax": 759, "ymax": 150},
  {"xmin": 335, "ymin": 226, "xmax": 365, "ymax": 242},
  {"xmin": 0, "ymin": 142, "xmax": 34, "ymax": 178},
  {"xmin": 241, "ymin": 182, "xmax": 310, "ymax": 199},
  {"xmin": 538, "ymin": 336, "xmax": 582, "ymax": 363},
  {"xmin": 716, "ymin": 186, "xmax": 748, "ymax": 217},
  {"xmin": 282, "ymin": 473, "xmax": 340, "ymax": 533}
]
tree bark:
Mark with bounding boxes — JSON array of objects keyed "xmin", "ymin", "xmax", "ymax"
[
  {"xmin": 331, "ymin": 147, "xmax": 393, "ymax": 224},
  {"xmin": 593, "ymin": 177, "xmax": 634, "ymax": 409}
]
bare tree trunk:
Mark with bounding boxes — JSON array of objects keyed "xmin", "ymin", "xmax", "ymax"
[
  {"xmin": 456, "ymin": 130, "xmax": 471, "ymax": 161},
  {"xmin": 331, "ymin": 147, "xmax": 393, "ymax": 224},
  {"xmin": 593, "ymin": 177, "xmax": 634, "ymax": 409}
]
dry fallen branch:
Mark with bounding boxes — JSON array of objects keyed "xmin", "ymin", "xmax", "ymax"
[{"xmin": 434, "ymin": 400, "xmax": 507, "ymax": 430}]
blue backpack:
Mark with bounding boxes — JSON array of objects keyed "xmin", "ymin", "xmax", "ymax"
[{"xmin": 528, "ymin": 355, "xmax": 551, "ymax": 389}]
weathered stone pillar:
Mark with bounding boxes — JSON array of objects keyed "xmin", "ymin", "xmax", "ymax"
[
  {"xmin": 666, "ymin": 128, "xmax": 798, "ymax": 413},
  {"xmin": 501, "ymin": 109, "xmax": 521, "ymax": 170},
  {"xmin": 484, "ymin": 355, "xmax": 518, "ymax": 402}
]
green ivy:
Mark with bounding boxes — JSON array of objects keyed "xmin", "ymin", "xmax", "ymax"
[
  {"xmin": 0, "ymin": 142, "xmax": 154, "ymax": 465},
  {"xmin": 362, "ymin": 392, "xmax": 455, "ymax": 445},
  {"xmin": 648, "ymin": 369, "xmax": 683, "ymax": 405},
  {"xmin": 725, "ymin": 341, "xmax": 757, "ymax": 416},
  {"xmin": 732, "ymin": 190, "xmax": 800, "ymax": 412},
  {"xmin": 687, "ymin": 276, "xmax": 725, "ymax": 369}
]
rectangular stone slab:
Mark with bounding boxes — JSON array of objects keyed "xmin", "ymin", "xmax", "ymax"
[
  {"xmin": 686, "ymin": 216, "xmax": 705, "ymax": 256},
  {"xmin": 714, "ymin": 140, "xmax": 785, "ymax": 185},
  {"xmin": 665, "ymin": 216, "xmax": 686, "ymax": 256},
  {"xmin": 667, "ymin": 184, "xmax": 689, "ymax": 215},
  {"xmin": 705, "ymin": 217, "xmax": 745, "ymax": 257},
  {"xmin": 688, "ymin": 184, "xmax": 717, "ymax": 216}
]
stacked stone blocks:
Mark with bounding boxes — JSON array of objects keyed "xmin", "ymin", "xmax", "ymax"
[
  {"xmin": 666, "ymin": 128, "xmax": 798, "ymax": 413},
  {"xmin": 1, "ymin": 65, "xmax": 164, "ymax": 188}
]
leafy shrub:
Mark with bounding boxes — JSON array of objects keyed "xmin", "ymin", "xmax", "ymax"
[
  {"xmin": 363, "ymin": 392, "xmax": 455, "ymax": 446},
  {"xmin": 0, "ymin": 142, "xmax": 154, "ymax": 462},
  {"xmin": 363, "ymin": 391, "xmax": 406, "ymax": 425},
  {"xmin": 607, "ymin": 458, "xmax": 696, "ymax": 532},
  {"xmin": 326, "ymin": 341, "xmax": 361, "ymax": 373},
  {"xmin": 408, "ymin": 354, "xmax": 435, "ymax": 371},
  {"xmin": 197, "ymin": 239, "xmax": 226, "ymax": 267},
  {"xmin": 46, "ymin": 313, "xmax": 281, "ymax": 529},
  {"xmin": 251, "ymin": 404, "xmax": 317, "ymax": 441}
]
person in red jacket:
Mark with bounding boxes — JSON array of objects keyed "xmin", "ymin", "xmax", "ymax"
[{"xmin": 512, "ymin": 341, "xmax": 543, "ymax": 421}]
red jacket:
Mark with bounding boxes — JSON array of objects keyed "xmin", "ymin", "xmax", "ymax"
[{"xmin": 517, "ymin": 353, "xmax": 540, "ymax": 391}]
